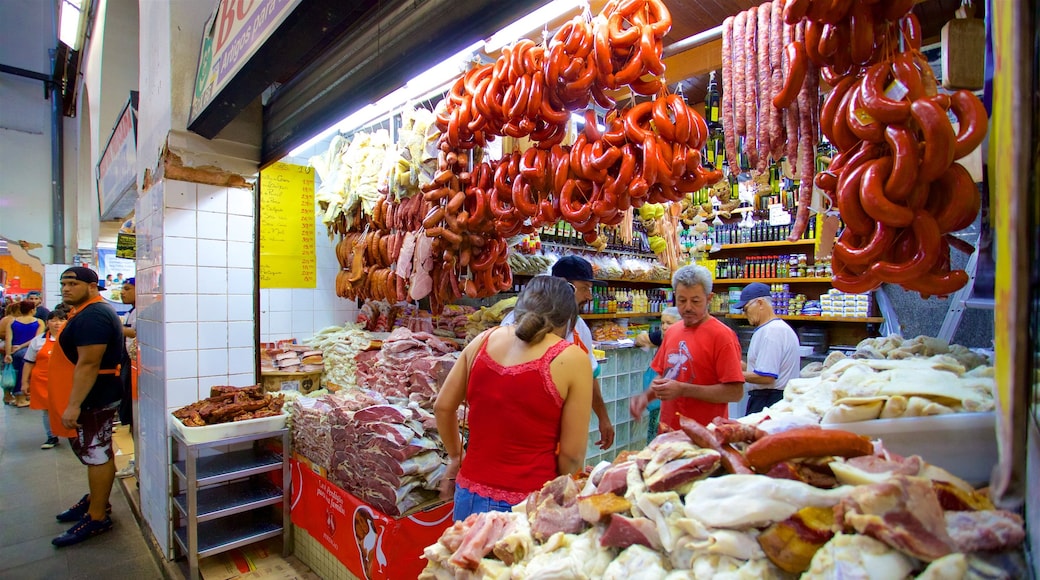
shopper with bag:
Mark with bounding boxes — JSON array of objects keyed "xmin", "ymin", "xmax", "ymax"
[
  {"xmin": 435, "ymin": 276, "xmax": 593, "ymax": 521},
  {"xmin": 4, "ymin": 300, "xmax": 45, "ymax": 407}
]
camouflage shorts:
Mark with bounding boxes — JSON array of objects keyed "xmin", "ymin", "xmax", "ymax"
[{"xmin": 69, "ymin": 403, "xmax": 119, "ymax": 466}]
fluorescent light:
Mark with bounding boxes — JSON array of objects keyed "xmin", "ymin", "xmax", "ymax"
[
  {"xmin": 59, "ymin": 0, "xmax": 85, "ymax": 50},
  {"xmin": 570, "ymin": 112, "xmax": 605, "ymax": 133},
  {"xmin": 484, "ymin": 0, "xmax": 584, "ymax": 52}
]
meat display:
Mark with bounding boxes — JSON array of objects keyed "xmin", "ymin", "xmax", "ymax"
[
  {"xmin": 353, "ymin": 327, "xmax": 459, "ymax": 407},
  {"xmin": 420, "ymin": 411, "xmax": 1024, "ymax": 578},
  {"xmin": 173, "ymin": 385, "xmax": 285, "ymax": 426}
]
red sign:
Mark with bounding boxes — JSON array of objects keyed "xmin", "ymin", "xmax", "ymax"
[{"xmin": 290, "ymin": 459, "xmax": 453, "ymax": 579}]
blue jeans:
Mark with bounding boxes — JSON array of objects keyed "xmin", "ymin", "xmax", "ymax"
[
  {"xmin": 452, "ymin": 483, "xmax": 515, "ymax": 522},
  {"xmin": 42, "ymin": 410, "xmax": 53, "ymax": 439}
]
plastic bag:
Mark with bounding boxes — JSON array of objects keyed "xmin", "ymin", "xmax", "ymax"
[{"xmin": 1, "ymin": 364, "xmax": 15, "ymax": 389}]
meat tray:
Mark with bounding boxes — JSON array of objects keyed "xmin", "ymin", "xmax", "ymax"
[
  {"xmin": 169, "ymin": 411, "xmax": 288, "ymax": 444},
  {"xmin": 822, "ymin": 412, "xmax": 996, "ymax": 486}
]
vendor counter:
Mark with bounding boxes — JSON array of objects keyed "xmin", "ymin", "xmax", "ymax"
[{"xmin": 589, "ymin": 344, "xmax": 654, "ymax": 465}]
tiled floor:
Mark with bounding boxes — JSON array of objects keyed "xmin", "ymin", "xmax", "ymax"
[{"xmin": 0, "ymin": 404, "xmax": 165, "ymax": 579}]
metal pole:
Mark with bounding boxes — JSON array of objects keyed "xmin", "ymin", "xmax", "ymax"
[
  {"xmin": 662, "ymin": 24, "xmax": 724, "ymax": 59},
  {"xmin": 49, "ymin": 49, "xmax": 67, "ymax": 264}
]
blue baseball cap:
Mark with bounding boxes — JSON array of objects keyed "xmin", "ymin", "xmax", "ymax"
[{"xmin": 735, "ymin": 282, "xmax": 772, "ymax": 309}]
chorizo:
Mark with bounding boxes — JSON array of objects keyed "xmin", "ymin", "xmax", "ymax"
[
  {"xmin": 949, "ymin": 90, "xmax": 989, "ymax": 160},
  {"xmin": 757, "ymin": 2, "xmax": 772, "ymax": 170},
  {"xmin": 927, "ymin": 162, "xmax": 981, "ymax": 233},
  {"xmin": 745, "ymin": 6, "xmax": 760, "ymax": 170},
  {"xmin": 733, "ymin": 11, "xmax": 747, "ymax": 136},
  {"xmin": 870, "ymin": 211, "xmax": 943, "ymax": 284},
  {"xmin": 745, "ymin": 428, "xmax": 874, "ymax": 473},
  {"xmin": 859, "ymin": 157, "xmax": 914, "ymax": 227},
  {"xmin": 860, "ymin": 62, "xmax": 911, "ymax": 125},
  {"xmin": 722, "ymin": 16, "xmax": 740, "ymax": 174},
  {"xmin": 883, "ymin": 125, "xmax": 920, "ymax": 201},
  {"xmin": 773, "ymin": 42, "xmax": 807, "ymax": 109},
  {"xmin": 833, "ymin": 223, "xmax": 897, "ymax": 266},
  {"xmin": 910, "ymin": 98, "xmax": 957, "ymax": 185}
]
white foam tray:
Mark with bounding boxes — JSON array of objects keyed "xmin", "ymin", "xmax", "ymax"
[
  {"xmin": 169, "ymin": 411, "xmax": 287, "ymax": 444},
  {"xmin": 823, "ymin": 412, "xmax": 997, "ymax": 486}
]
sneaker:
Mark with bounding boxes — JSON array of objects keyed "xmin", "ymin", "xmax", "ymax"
[
  {"xmin": 56, "ymin": 494, "xmax": 113, "ymax": 523},
  {"xmin": 52, "ymin": 516, "xmax": 114, "ymax": 547},
  {"xmin": 115, "ymin": 460, "xmax": 135, "ymax": 479},
  {"xmin": 41, "ymin": 437, "xmax": 59, "ymax": 450}
]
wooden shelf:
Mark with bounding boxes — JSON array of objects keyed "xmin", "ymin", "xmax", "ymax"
[
  {"xmin": 713, "ymin": 277, "xmax": 832, "ymax": 284},
  {"xmin": 722, "ymin": 313, "xmax": 884, "ymax": 323},
  {"xmin": 582, "ymin": 312, "xmax": 662, "ymax": 320},
  {"xmin": 514, "ymin": 273, "xmax": 671, "ymax": 285},
  {"xmin": 717, "ymin": 239, "xmax": 817, "ymax": 251}
]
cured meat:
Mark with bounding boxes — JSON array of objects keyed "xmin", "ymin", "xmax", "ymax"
[
  {"xmin": 396, "ymin": 231, "xmax": 417, "ymax": 279},
  {"xmin": 783, "ymin": 22, "xmax": 800, "ymax": 171},
  {"xmin": 600, "ymin": 514, "xmax": 662, "ymax": 550},
  {"xmin": 788, "ymin": 24, "xmax": 816, "ymax": 242},
  {"xmin": 409, "ymin": 231, "xmax": 434, "ymax": 300},
  {"xmin": 756, "ymin": 2, "xmax": 772, "ymax": 171},
  {"xmin": 944, "ymin": 510, "xmax": 1026, "ymax": 552},
  {"xmin": 722, "ymin": 16, "xmax": 740, "ymax": 174},
  {"xmin": 837, "ymin": 475, "xmax": 957, "ymax": 562},
  {"xmin": 733, "ymin": 12, "xmax": 747, "ymax": 137},
  {"xmin": 643, "ymin": 451, "xmax": 721, "ymax": 492},
  {"xmin": 770, "ymin": 0, "xmax": 786, "ymax": 158},
  {"xmin": 526, "ymin": 475, "xmax": 585, "ymax": 540},
  {"xmin": 744, "ymin": 6, "xmax": 759, "ymax": 169},
  {"xmin": 711, "ymin": 417, "xmax": 766, "ymax": 444}
]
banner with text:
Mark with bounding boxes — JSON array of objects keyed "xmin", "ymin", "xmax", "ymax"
[{"xmin": 259, "ymin": 163, "xmax": 316, "ymax": 288}]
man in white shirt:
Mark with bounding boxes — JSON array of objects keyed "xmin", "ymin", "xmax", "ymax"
[
  {"xmin": 736, "ymin": 283, "xmax": 801, "ymax": 415},
  {"xmin": 501, "ymin": 256, "xmax": 615, "ymax": 449}
]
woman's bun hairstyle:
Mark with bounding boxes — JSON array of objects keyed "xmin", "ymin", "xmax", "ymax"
[{"xmin": 512, "ymin": 276, "xmax": 578, "ymax": 343}]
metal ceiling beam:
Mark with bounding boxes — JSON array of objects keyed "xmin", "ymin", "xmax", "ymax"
[{"xmin": 261, "ymin": 0, "xmax": 548, "ymax": 165}]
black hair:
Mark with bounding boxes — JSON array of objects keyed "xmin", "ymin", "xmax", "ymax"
[{"xmin": 512, "ymin": 276, "xmax": 578, "ymax": 343}]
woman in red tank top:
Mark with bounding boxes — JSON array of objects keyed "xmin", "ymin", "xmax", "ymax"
[{"xmin": 435, "ymin": 276, "xmax": 594, "ymax": 521}]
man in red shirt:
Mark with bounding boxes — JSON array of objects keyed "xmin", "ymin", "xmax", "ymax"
[{"xmin": 629, "ymin": 265, "xmax": 745, "ymax": 430}]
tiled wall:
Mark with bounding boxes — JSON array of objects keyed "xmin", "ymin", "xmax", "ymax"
[
  {"xmin": 586, "ymin": 348, "xmax": 653, "ymax": 467},
  {"xmin": 259, "ymin": 196, "xmax": 357, "ymax": 343}
]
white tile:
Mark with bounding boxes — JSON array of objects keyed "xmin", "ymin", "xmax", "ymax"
[
  {"xmin": 227, "ymin": 215, "xmax": 254, "ymax": 242},
  {"xmin": 166, "ymin": 322, "xmax": 198, "ymax": 351},
  {"xmin": 291, "ymin": 289, "xmax": 315, "ymax": 311},
  {"xmin": 198, "ymin": 239, "xmax": 228, "ymax": 268},
  {"xmin": 259, "ymin": 290, "xmax": 270, "ymax": 312},
  {"xmin": 164, "ymin": 208, "xmax": 197, "ymax": 238},
  {"xmin": 228, "ymin": 268, "xmax": 253, "ymax": 294},
  {"xmin": 227, "ymin": 296, "xmax": 253, "ymax": 321},
  {"xmin": 164, "ymin": 237, "xmax": 197, "ymax": 266},
  {"xmin": 198, "ymin": 375, "xmax": 231, "ymax": 396},
  {"xmin": 197, "ymin": 267, "xmax": 228, "ymax": 294},
  {"xmin": 227, "ymin": 188, "xmax": 254, "ymax": 216},
  {"xmin": 197, "ymin": 322, "xmax": 228, "ymax": 349},
  {"xmin": 166, "ymin": 350, "xmax": 197, "ymax": 380},
  {"xmin": 165, "ymin": 181, "xmax": 197, "ymax": 210},
  {"xmin": 165, "ymin": 294, "xmax": 198, "ymax": 323},
  {"xmin": 228, "ymin": 321, "xmax": 253, "ymax": 348},
  {"xmin": 228, "ymin": 372, "xmax": 256, "ymax": 387},
  {"xmin": 166, "ymin": 378, "xmax": 200, "ymax": 408},
  {"xmin": 228, "ymin": 347, "xmax": 254, "ymax": 375},
  {"xmin": 269, "ymin": 289, "xmax": 292, "ymax": 312},
  {"xmin": 269, "ymin": 311, "xmax": 292, "ymax": 335},
  {"xmin": 259, "ymin": 313, "xmax": 271, "ymax": 340},
  {"xmin": 227, "ymin": 241, "xmax": 253, "ymax": 268},
  {"xmin": 197, "ymin": 295, "xmax": 228, "ymax": 322},
  {"xmin": 163, "ymin": 265, "xmax": 197, "ymax": 294},
  {"xmin": 292, "ymin": 311, "xmax": 314, "ymax": 335},
  {"xmin": 313, "ymin": 309, "xmax": 341, "ymax": 331},
  {"xmin": 197, "ymin": 211, "xmax": 228, "ymax": 240},
  {"xmin": 197, "ymin": 184, "xmax": 228, "ymax": 214},
  {"xmin": 198, "ymin": 348, "xmax": 229, "ymax": 377}
]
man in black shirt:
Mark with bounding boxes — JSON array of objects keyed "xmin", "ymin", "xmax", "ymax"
[
  {"xmin": 50, "ymin": 267, "xmax": 124, "ymax": 547},
  {"xmin": 27, "ymin": 290, "xmax": 50, "ymax": 321}
]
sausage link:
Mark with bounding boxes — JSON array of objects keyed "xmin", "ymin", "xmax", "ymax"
[
  {"xmin": 745, "ymin": 6, "xmax": 760, "ymax": 170},
  {"xmin": 733, "ymin": 12, "xmax": 747, "ymax": 137}
]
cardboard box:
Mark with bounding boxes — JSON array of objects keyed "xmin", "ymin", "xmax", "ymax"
[{"xmin": 200, "ymin": 540, "xmax": 310, "ymax": 580}]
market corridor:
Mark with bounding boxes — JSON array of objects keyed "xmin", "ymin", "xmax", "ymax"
[{"xmin": 0, "ymin": 405, "xmax": 163, "ymax": 579}]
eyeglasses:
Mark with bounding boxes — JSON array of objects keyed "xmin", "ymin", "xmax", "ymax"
[
  {"xmin": 566, "ymin": 282, "xmax": 577, "ymax": 294},
  {"xmin": 741, "ymin": 299, "xmax": 758, "ymax": 314}
]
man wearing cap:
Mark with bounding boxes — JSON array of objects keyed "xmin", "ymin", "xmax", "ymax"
[
  {"xmin": 48, "ymin": 267, "xmax": 124, "ymax": 547},
  {"xmin": 736, "ymin": 282, "xmax": 801, "ymax": 415},
  {"xmin": 501, "ymin": 255, "xmax": 615, "ymax": 450},
  {"xmin": 28, "ymin": 290, "xmax": 50, "ymax": 321},
  {"xmin": 629, "ymin": 264, "xmax": 745, "ymax": 430}
]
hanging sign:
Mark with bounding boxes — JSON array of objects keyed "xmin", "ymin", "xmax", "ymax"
[
  {"xmin": 97, "ymin": 92, "xmax": 139, "ymax": 220},
  {"xmin": 190, "ymin": 0, "xmax": 304, "ymax": 124},
  {"xmin": 259, "ymin": 162, "xmax": 315, "ymax": 288}
]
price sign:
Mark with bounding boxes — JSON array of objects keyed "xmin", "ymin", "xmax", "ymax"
[{"xmin": 259, "ymin": 163, "xmax": 316, "ymax": 288}]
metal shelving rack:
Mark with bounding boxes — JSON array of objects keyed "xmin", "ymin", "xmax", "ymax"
[{"xmin": 169, "ymin": 427, "xmax": 291, "ymax": 580}]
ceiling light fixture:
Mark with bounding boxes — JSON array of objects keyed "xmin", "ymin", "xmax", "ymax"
[{"xmin": 484, "ymin": 0, "xmax": 584, "ymax": 53}]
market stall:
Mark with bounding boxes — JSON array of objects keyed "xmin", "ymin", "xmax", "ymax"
[{"xmin": 163, "ymin": 0, "xmax": 1031, "ymax": 577}]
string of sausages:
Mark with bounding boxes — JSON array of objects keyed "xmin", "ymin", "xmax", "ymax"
[
  {"xmin": 417, "ymin": 0, "xmax": 724, "ymax": 313},
  {"xmin": 780, "ymin": 0, "xmax": 988, "ymax": 298},
  {"xmin": 721, "ymin": 0, "xmax": 821, "ymax": 243}
]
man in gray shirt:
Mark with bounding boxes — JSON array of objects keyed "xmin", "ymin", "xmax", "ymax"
[{"xmin": 736, "ymin": 283, "xmax": 801, "ymax": 415}]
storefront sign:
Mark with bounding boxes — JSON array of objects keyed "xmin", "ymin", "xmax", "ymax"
[
  {"xmin": 97, "ymin": 92, "xmax": 139, "ymax": 220},
  {"xmin": 259, "ymin": 163, "xmax": 316, "ymax": 288},
  {"xmin": 190, "ymin": 0, "xmax": 304, "ymax": 124},
  {"xmin": 290, "ymin": 459, "xmax": 453, "ymax": 580}
]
